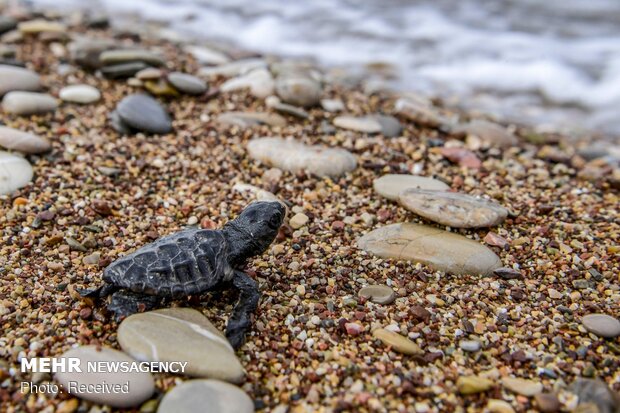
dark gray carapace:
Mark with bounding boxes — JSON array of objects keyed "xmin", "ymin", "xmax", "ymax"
[{"xmin": 82, "ymin": 201, "xmax": 286, "ymax": 349}]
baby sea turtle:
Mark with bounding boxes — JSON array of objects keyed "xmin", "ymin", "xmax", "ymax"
[{"xmin": 82, "ymin": 201, "xmax": 285, "ymax": 349}]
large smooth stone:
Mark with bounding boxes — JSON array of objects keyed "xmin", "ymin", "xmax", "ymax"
[
  {"xmin": 247, "ymin": 137, "xmax": 356, "ymax": 178},
  {"xmin": 54, "ymin": 345, "xmax": 155, "ymax": 408},
  {"xmin": 0, "ymin": 17, "xmax": 17, "ymax": 35},
  {"xmin": 358, "ymin": 285, "xmax": 395, "ymax": 305},
  {"xmin": 68, "ymin": 37, "xmax": 117, "ymax": 69},
  {"xmin": 220, "ymin": 68, "xmax": 274, "ymax": 98},
  {"xmin": 357, "ymin": 223, "xmax": 502, "ymax": 276},
  {"xmin": 395, "ymin": 96, "xmax": 454, "ymax": 128},
  {"xmin": 275, "ymin": 75, "xmax": 321, "ymax": 107},
  {"xmin": 0, "ymin": 65, "xmax": 41, "ymax": 96},
  {"xmin": 117, "ymin": 308, "xmax": 245, "ymax": 383},
  {"xmin": 217, "ymin": 112, "xmax": 286, "ymax": 127},
  {"xmin": 398, "ymin": 189, "xmax": 508, "ymax": 228},
  {"xmin": 115, "ymin": 94, "xmax": 172, "ymax": 134},
  {"xmin": 0, "ymin": 126, "xmax": 51, "ymax": 154},
  {"xmin": 0, "ymin": 151, "xmax": 33, "ymax": 195},
  {"xmin": 167, "ymin": 72, "xmax": 207, "ymax": 95},
  {"xmin": 158, "ymin": 379, "xmax": 254, "ymax": 413},
  {"xmin": 2, "ymin": 92, "xmax": 57, "ymax": 115},
  {"xmin": 99, "ymin": 49, "xmax": 165, "ymax": 67},
  {"xmin": 373, "ymin": 174, "xmax": 450, "ymax": 201},
  {"xmin": 59, "ymin": 84, "xmax": 101, "ymax": 104},
  {"xmin": 581, "ymin": 314, "xmax": 620, "ymax": 338},
  {"xmin": 101, "ymin": 62, "xmax": 149, "ymax": 79},
  {"xmin": 457, "ymin": 376, "xmax": 494, "ymax": 395},
  {"xmin": 455, "ymin": 119, "xmax": 518, "ymax": 148},
  {"xmin": 198, "ymin": 58, "xmax": 266, "ymax": 77}
]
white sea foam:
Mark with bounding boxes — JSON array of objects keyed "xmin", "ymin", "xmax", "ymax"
[{"xmin": 28, "ymin": 0, "xmax": 620, "ymax": 136}]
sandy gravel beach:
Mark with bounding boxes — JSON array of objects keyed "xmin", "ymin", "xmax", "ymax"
[{"xmin": 0, "ymin": 6, "xmax": 619, "ymax": 413}]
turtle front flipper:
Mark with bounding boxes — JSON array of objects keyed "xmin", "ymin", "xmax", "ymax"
[
  {"xmin": 225, "ymin": 270, "xmax": 261, "ymax": 350},
  {"xmin": 108, "ymin": 290, "xmax": 160, "ymax": 321},
  {"xmin": 78, "ymin": 282, "xmax": 119, "ymax": 298}
]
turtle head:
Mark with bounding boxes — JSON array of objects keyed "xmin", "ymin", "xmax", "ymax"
[{"xmin": 224, "ymin": 201, "xmax": 286, "ymax": 266}]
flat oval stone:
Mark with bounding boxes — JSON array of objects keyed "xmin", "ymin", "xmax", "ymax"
[
  {"xmin": 158, "ymin": 379, "xmax": 254, "ymax": 413},
  {"xmin": 198, "ymin": 58, "xmax": 266, "ymax": 77},
  {"xmin": 54, "ymin": 345, "xmax": 155, "ymax": 408},
  {"xmin": 376, "ymin": 115, "xmax": 403, "ymax": 137},
  {"xmin": 217, "ymin": 112, "xmax": 286, "ymax": 128},
  {"xmin": 502, "ymin": 377, "xmax": 543, "ymax": 396},
  {"xmin": 116, "ymin": 93, "xmax": 172, "ymax": 134},
  {"xmin": 18, "ymin": 20, "xmax": 66, "ymax": 34},
  {"xmin": 0, "ymin": 151, "xmax": 33, "ymax": 195},
  {"xmin": 398, "ymin": 189, "xmax": 508, "ymax": 228},
  {"xmin": 2, "ymin": 91, "xmax": 57, "ymax": 115},
  {"xmin": 455, "ymin": 119, "xmax": 518, "ymax": 148},
  {"xmin": 247, "ymin": 137, "xmax": 356, "ymax": 178},
  {"xmin": 0, "ymin": 16, "xmax": 17, "ymax": 35},
  {"xmin": 358, "ymin": 223, "xmax": 502, "ymax": 276},
  {"xmin": 581, "ymin": 314, "xmax": 620, "ymax": 338},
  {"xmin": 0, "ymin": 65, "xmax": 41, "ymax": 96},
  {"xmin": 358, "ymin": 285, "xmax": 395, "ymax": 304},
  {"xmin": 0, "ymin": 126, "xmax": 51, "ymax": 154},
  {"xmin": 168, "ymin": 72, "xmax": 207, "ymax": 95},
  {"xmin": 117, "ymin": 308, "xmax": 245, "ymax": 383},
  {"xmin": 59, "ymin": 84, "xmax": 101, "ymax": 104},
  {"xmin": 373, "ymin": 174, "xmax": 450, "ymax": 201},
  {"xmin": 459, "ymin": 340, "xmax": 481, "ymax": 352},
  {"xmin": 372, "ymin": 329, "xmax": 423, "ymax": 355},
  {"xmin": 334, "ymin": 116, "xmax": 382, "ymax": 134},
  {"xmin": 99, "ymin": 49, "xmax": 165, "ymax": 67},
  {"xmin": 275, "ymin": 75, "xmax": 321, "ymax": 107},
  {"xmin": 101, "ymin": 62, "xmax": 149, "ymax": 79}
]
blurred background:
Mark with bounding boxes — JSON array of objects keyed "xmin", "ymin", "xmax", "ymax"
[{"xmin": 24, "ymin": 0, "xmax": 620, "ymax": 138}]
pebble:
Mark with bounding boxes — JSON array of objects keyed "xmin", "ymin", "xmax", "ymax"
[
  {"xmin": 2, "ymin": 91, "xmax": 58, "ymax": 115},
  {"xmin": 289, "ymin": 213, "xmax": 309, "ymax": 229},
  {"xmin": 0, "ymin": 65, "xmax": 41, "ymax": 96},
  {"xmin": 456, "ymin": 376, "xmax": 494, "ymax": 394},
  {"xmin": 358, "ymin": 285, "xmax": 395, "ymax": 305},
  {"xmin": 101, "ymin": 62, "xmax": 148, "ymax": 79},
  {"xmin": 0, "ymin": 151, "xmax": 33, "ymax": 195},
  {"xmin": 358, "ymin": 223, "xmax": 501, "ymax": 276},
  {"xmin": 143, "ymin": 79, "xmax": 179, "ymax": 97},
  {"xmin": 373, "ymin": 174, "xmax": 450, "ymax": 201},
  {"xmin": 167, "ymin": 72, "xmax": 207, "ymax": 95},
  {"xmin": 534, "ymin": 393, "xmax": 561, "ymax": 412},
  {"xmin": 18, "ymin": 20, "xmax": 66, "ymax": 34},
  {"xmin": 275, "ymin": 74, "xmax": 322, "ymax": 107},
  {"xmin": 117, "ymin": 308, "xmax": 245, "ymax": 383},
  {"xmin": 198, "ymin": 58, "xmax": 266, "ymax": 77},
  {"xmin": 220, "ymin": 68, "xmax": 274, "ymax": 98},
  {"xmin": 67, "ymin": 37, "xmax": 117, "ymax": 69},
  {"xmin": 459, "ymin": 340, "xmax": 481, "ymax": 352},
  {"xmin": 114, "ymin": 93, "xmax": 172, "ymax": 134},
  {"xmin": 157, "ymin": 379, "xmax": 254, "ymax": 413},
  {"xmin": 0, "ymin": 126, "xmax": 51, "ymax": 154},
  {"xmin": 455, "ymin": 119, "xmax": 519, "ymax": 148},
  {"xmin": 398, "ymin": 189, "xmax": 508, "ymax": 228},
  {"xmin": 321, "ymin": 98, "xmax": 344, "ymax": 112},
  {"xmin": 54, "ymin": 345, "xmax": 155, "ymax": 408},
  {"xmin": 334, "ymin": 115, "xmax": 382, "ymax": 134},
  {"xmin": 185, "ymin": 45, "xmax": 230, "ymax": 65},
  {"xmin": 395, "ymin": 96, "xmax": 453, "ymax": 128},
  {"xmin": 99, "ymin": 49, "xmax": 165, "ymax": 67},
  {"xmin": 486, "ymin": 399, "xmax": 515, "ymax": 413},
  {"xmin": 247, "ymin": 137, "xmax": 357, "ymax": 178},
  {"xmin": 59, "ymin": 84, "xmax": 101, "ymax": 104},
  {"xmin": 271, "ymin": 102, "xmax": 310, "ymax": 119},
  {"xmin": 135, "ymin": 67, "xmax": 163, "ymax": 80},
  {"xmin": 217, "ymin": 111, "xmax": 286, "ymax": 128},
  {"xmin": 581, "ymin": 314, "xmax": 620, "ymax": 338},
  {"xmin": 501, "ymin": 377, "xmax": 543, "ymax": 396},
  {"xmin": 372, "ymin": 328, "xmax": 423, "ymax": 355}
]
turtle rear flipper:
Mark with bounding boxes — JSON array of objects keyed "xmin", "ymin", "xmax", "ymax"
[{"xmin": 78, "ymin": 283, "xmax": 119, "ymax": 298}]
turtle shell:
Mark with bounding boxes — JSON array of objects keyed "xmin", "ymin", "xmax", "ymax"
[{"xmin": 103, "ymin": 228, "xmax": 233, "ymax": 297}]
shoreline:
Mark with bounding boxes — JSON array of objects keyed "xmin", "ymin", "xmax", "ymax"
[{"xmin": 1, "ymin": 4, "xmax": 619, "ymax": 413}]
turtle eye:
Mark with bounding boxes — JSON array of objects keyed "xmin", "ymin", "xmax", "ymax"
[{"xmin": 268, "ymin": 213, "xmax": 281, "ymax": 228}]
